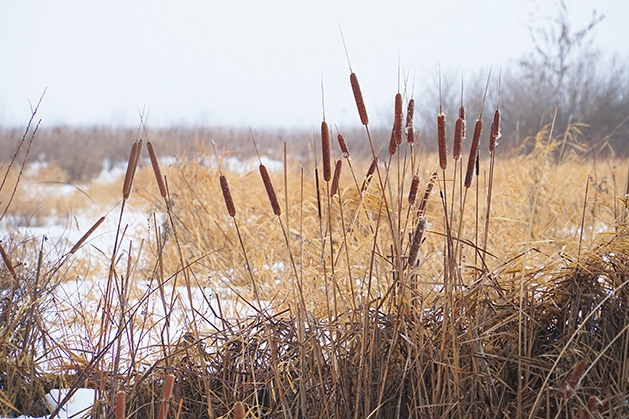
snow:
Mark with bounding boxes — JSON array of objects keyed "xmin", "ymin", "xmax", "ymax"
[{"xmin": 9, "ymin": 388, "xmax": 96, "ymax": 419}]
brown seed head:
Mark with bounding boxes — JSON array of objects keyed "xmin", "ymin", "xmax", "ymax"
[
  {"xmin": 360, "ymin": 157, "xmax": 378, "ymax": 193},
  {"xmin": 489, "ymin": 109, "xmax": 501, "ymax": 153},
  {"xmin": 350, "ymin": 73, "xmax": 369, "ymax": 125},
  {"xmin": 70, "ymin": 216, "xmax": 106, "ymax": 254},
  {"xmin": 337, "ymin": 134, "xmax": 350, "ymax": 159},
  {"xmin": 321, "ymin": 121, "xmax": 331, "ymax": 182},
  {"xmin": 394, "ymin": 93, "xmax": 403, "ymax": 145},
  {"xmin": 408, "ymin": 174, "xmax": 420, "ymax": 205},
  {"xmin": 162, "ymin": 374, "xmax": 175, "ymax": 400},
  {"xmin": 147, "ymin": 141, "xmax": 167, "ymax": 198},
  {"xmin": 260, "ymin": 164, "xmax": 281, "ymax": 216},
  {"xmin": 115, "ymin": 391, "xmax": 126, "ymax": 419},
  {"xmin": 459, "ymin": 104, "xmax": 465, "ymax": 120},
  {"xmin": 565, "ymin": 360, "xmax": 587, "ymax": 399},
  {"xmin": 453, "ymin": 117, "xmax": 464, "ymax": 160},
  {"xmin": 122, "ymin": 140, "xmax": 142, "ymax": 200},
  {"xmin": 0, "ymin": 241, "xmax": 17, "ymax": 280},
  {"xmin": 234, "ymin": 401, "xmax": 245, "ymax": 419},
  {"xmin": 464, "ymin": 119, "xmax": 483, "ymax": 188},
  {"xmin": 220, "ymin": 175, "xmax": 236, "ymax": 217},
  {"xmin": 407, "ymin": 216, "xmax": 427, "ymax": 267},
  {"xmin": 330, "ymin": 159, "xmax": 343, "ymax": 197},
  {"xmin": 405, "ymin": 98, "xmax": 415, "ymax": 143},
  {"xmin": 418, "ymin": 173, "xmax": 436, "ymax": 214},
  {"xmin": 437, "ymin": 113, "xmax": 447, "ymax": 170}
]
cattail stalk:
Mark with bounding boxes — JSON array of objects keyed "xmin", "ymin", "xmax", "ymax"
[
  {"xmin": 350, "ymin": 73, "xmax": 369, "ymax": 125},
  {"xmin": 360, "ymin": 157, "xmax": 378, "ymax": 193},
  {"xmin": 330, "ymin": 159, "xmax": 343, "ymax": 197},
  {"xmin": 464, "ymin": 120, "xmax": 483, "ymax": 188},
  {"xmin": 321, "ymin": 121, "xmax": 331, "ymax": 182},
  {"xmin": 220, "ymin": 175, "xmax": 236, "ymax": 217},
  {"xmin": 437, "ymin": 113, "xmax": 447, "ymax": 170},
  {"xmin": 147, "ymin": 141, "xmax": 167, "ymax": 198},
  {"xmin": 0, "ymin": 242, "xmax": 17, "ymax": 280},
  {"xmin": 115, "ymin": 391, "xmax": 125, "ymax": 419},
  {"xmin": 260, "ymin": 164, "xmax": 281, "ymax": 216},
  {"xmin": 405, "ymin": 98, "xmax": 415, "ymax": 143},
  {"xmin": 70, "ymin": 216, "xmax": 105, "ymax": 254}
]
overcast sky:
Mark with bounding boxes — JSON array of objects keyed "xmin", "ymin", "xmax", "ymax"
[{"xmin": 1, "ymin": 0, "xmax": 627, "ymax": 129}]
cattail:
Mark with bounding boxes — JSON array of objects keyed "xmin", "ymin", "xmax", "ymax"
[
  {"xmin": 584, "ymin": 396, "xmax": 602, "ymax": 419},
  {"xmin": 453, "ymin": 117, "xmax": 465, "ymax": 160},
  {"xmin": 565, "ymin": 360, "xmax": 587, "ymax": 399},
  {"xmin": 234, "ymin": 401, "xmax": 245, "ymax": 419},
  {"xmin": 458, "ymin": 104, "xmax": 465, "ymax": 120},
  {"xmin": 147, "ymin": 141, "xmax": 167, "ymax": 198},
  {"xmin": 464, "ymin": 119, "xmax": 483, "ymax": 188},
  {"xmin": 158, "ymin": 374, "xmax": 175, "ymax": 419},
  {"xmin": 394, "ymin": 93, "xmax": 403, "ymax": 145},
  {"xmin": 360, "ymin": 157, "xmax": 378, "ymax": 193},
  {"xmin": 220, "ymin": 175, "xmax": 236, "ymax": 217},
  {"xmin": 405, "ymin": 98, "xmax": 415, "ymax": 143},
  {"xmin": 122, "ymin": 140, "xmax": 142, "ymax": 200},
  {"xmin": 489, "ymin": 109, "xmax": 501, "ymax": 153},
  {"xmin": 330, "ymin": 159, "xmax": 343, "ymax": 197},
  {"xmin": 418, "ymin": 173, "xmax": 436, "ymax": 214},
  {"xmin": 350, "ymin": 73, "xmax": 369, "ymax": 125},
  {"xmin": 337, "ymin": 133, "xmax": 351, "ymax": 159},
  {"xmin": 437, "ymin": 113, "xmax": 447, "ymax": 170},
  {"xmin": 321, "ymin": 121, "xmax": 331, "ymax": 182},
  {"xmin": 70, "ymin": 216, "xmax": 105, "ymax": 254},
  {"xmin": 408, "ymin": 174, "xmax": 420, "ymax": 206},
  {"xmin": 407, "ymin": 217, "xmax": 427, "ymax": 267},
  {"xmin": 0, "ymin": 242, "xmax": 17, "ymax": 280},
  {"xmin": 260, "ymin": 164, "xmax": 281, "ymax": 216},
  {"xmin": 115, "ymin": 391, "xmax": 125, "ymax": 419}
]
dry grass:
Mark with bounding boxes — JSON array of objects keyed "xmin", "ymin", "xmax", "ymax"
[{"xmin": 1, "ymin": 73, "xmax": 629, "ymax": 419}]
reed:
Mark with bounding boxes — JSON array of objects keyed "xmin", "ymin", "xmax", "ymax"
[
  {"xmin": 220, "ymin": 175, "xmax": 237, "ymax": 218},
  {"xmin": 437, "ymin": 112, "xmax": 447, "ymax": 170},
  {"xmin": 405, "ymin": 98, "xmax": 415, "ymax": 143},
  {"xmin": 464, "ymin": 119, "xmax": 483, "ymax": 188},
  {"xmin": 260, "ymin": 163, "xmax": 281, "ymax": 216},
  {"xmin": 0, "ymin": 241, "xmax": 17, "ymax": 280},
  {"xmin": 122, "ymin": 140, "xmax": 142, "ymax": 201},
  {"xmin": 147, "ymin": 140, "xmax": 167, "ymax": 198},
  {"xmin": 69, "ymin": 216, "xmax": 106, "ymax": 254},
  {"xmin": 330, "ymin": 159, "xmax": 343, "ymax": 197},
  {"xmin": 322, "ymin": 121, "xmax": 331, "ymax": 182}
]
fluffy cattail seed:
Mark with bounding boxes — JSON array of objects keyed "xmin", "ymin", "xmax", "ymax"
[
  {"xmin": 350, "ymin": 73, "xmax": 369, "ymax": 125},
  {"xmin": 418, "ymin": 173, "xmax": 436, "ymax": 214},
  {"xmin": 406, "ymin": 98, "xmax": 415, "ymax": 143},
  {"xmin": 437, "ymin": 113, "xmax": 447, "ymax": 170},
  {"xmin": 260, "ymin": 164, "xmax": 281, "ymax": 216},
  {"xmin": 407, "ymin": 216, "xmax": 427, "ymax": 267},
  {"xmin": 408, "ymin": 175, "xmax": 420, "ymax": 206}
]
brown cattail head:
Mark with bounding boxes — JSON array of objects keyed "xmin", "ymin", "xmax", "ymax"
[
  {"xmin": 458, "ymin": 104, "xmax": 465, "ymax": 120},
  {"xmin": 585, "ymin": 396, "xmax": 602, "ymax": 418},
  {"xmin": 565, "ymin": 360, "xmax": 587, "ymax": 399},
  {"xmin": 0, "ymin": 241, "xmax": 17, "ymax": 280},
  {"xmin": 70, "ymin": 216, "xmax": 106, "ymax": 254},
  {"xmin": 453, "ymin": 117, "xmax": 465, "ymax": 160},
  {"xmin": 489, "ymin": 109, "xmax": 501, "ymax": 153},
  {"xmin": 321, "ymin": 121, "xmax": 331, "ymax": 182},
  {"xmin": 115, "ymin": 391, "xmax": 126, "ymax": 419},
  {"xmin": 330, "ymin": 159, "xmax": 343, "ymax": 197},
  {"xmin": 437, "ymin": 113, "xmax": 447, "ymax": 170},
  {"xmin": 407, "ymin": 216, "xmax": 427, "ymax": 267},
  {"xmin": 418, "ymin": 173, "xmax": 436, "ymax": 214},
  {"xmin": 234, "ymin": 401, "xmax": 245, "ymax": 419},
  {"xmin": 464, "ymin": 119, "xmax": 483, "ymax": 188},
  {"xmin": 162, "ymin": 374, "xmax": 175, "ymax": 400},
  {"xmin": 394, "ymin": 93, "xmax": 403, "ymax": 145},
  {"xmin": 147, "ymin": 141, "xmax": 167, "ymax": 198},
  {"xmin": 260, "ymin": 164, "xmax": 281, "ymax": 216},
  {"xmin": 408, "ymin": 174, "xmax": 420, "ymax": 206},
  {"xmin": 350, "ymin": 73, "xmax": 369, "ymax": 125},
  {"xmin": 337, "ymin": 133, "xmax": 350, "ymax": 160},
  {"xmin": 405, "ymin": 98, "xmax": 415, "ymax": 143},
  {"xmin": 220, "ymin": 175, "xmax": 236, "ymax": 217},
  {"xmin": 360, "ymin": 157, "xmax": 378, "ymax": 193},
  {"xmin": 122, "ymin": 140, "xmax": 142, "ymax": 200}
]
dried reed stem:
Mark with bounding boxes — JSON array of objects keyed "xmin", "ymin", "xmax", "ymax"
[
  {"xmin": 115, "ymin": 390, "xmax": 125, "ymax": 419},
  {"xmin": 70, "ymin": 216, "xmax": 106, "ymax": 254},
  {"xmin": 322, "ymin": 121, "xmax": 331, "ymax": 182},
  {"xmin": 464, "ymin": 120, "xmax": 483, "ymax": 188},
  {"xmin": 0, "ymin": 241, "xmax": 17, "ymax": 280},
  {"xmin": 437, "ymin": 113, "xmax": 447, "ymax": 170},
  {"xmin": 220, "ymin": 175, "xmax": 237, "ymax": 217},
  {"xmin": 147, "ymin": 141, "xmax": 167, "ymax": 198},
  {"xmin": 330, "ymin": 159, "xmax": 343, "ymax": 197},
  {"xmin": 260, "ymin": 164, "xmax": 281, "ymax": 216},
  {"xmin": 350, "ymin": 73, "xmax": 369, "ymax": 125}
]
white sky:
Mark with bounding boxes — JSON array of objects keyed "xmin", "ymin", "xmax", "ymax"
[{"xmin": 1, "ymin": 0, "xmax": 627, "ymax": 129}]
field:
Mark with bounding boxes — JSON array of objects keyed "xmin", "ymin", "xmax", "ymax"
[{"xmin": 2, "ymin": 80, "xmax": 629, "ymax": 419}]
